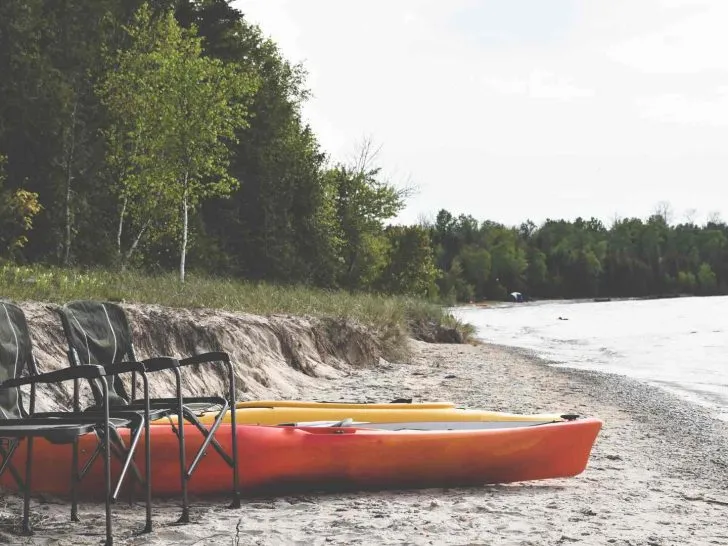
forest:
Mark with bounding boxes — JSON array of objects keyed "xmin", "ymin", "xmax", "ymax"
[{"xmin": 1, "ymin": 0, "xmax": 727, "ymax": 302}]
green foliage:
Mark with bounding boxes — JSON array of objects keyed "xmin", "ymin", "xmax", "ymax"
[
  {"xmin": 0, "ymin": 0, "xmax": 130, "ymax": 265},
  {"xmin": 427, "ymin": 208, "xmax": 728, "ymax": 301},
  {"xmin": 697, "ymin": 263, "xmax": 717, "ymax": 294},
  {"xmin": 525, "ymin": 247, "xmax": 548, "ymax": 291},
  {"xmin": 326, "ymin": 163, "xmax": 406, "ymax": 290},
  {"xmin": 677, "ymin": 270, "xmax": 697, "ymax": 293},
  {"xmin": 483, "ymin": 223, "xmax": 527, "ymax": 295},
  {"xmin": 99, "ymin": 4, "xmax": 257, "ymax": 279},
  {"xmin": 0, "ymin": 156, "xmax": 43, "ymax": 258},
  {"xmin": 378, "ymin": 225, "xmax": 439, "ymax": 297},
  {"xmin": 458, "ymin": 245, "xmax": 492, "ymax": 297},
  {"xmin": 177, "ymin": 1, "xmax": 333, "ymax": 285}
]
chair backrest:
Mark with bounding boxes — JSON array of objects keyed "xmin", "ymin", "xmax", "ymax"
[
  {"xmin": 57, "ymin": 300, "xmax": 134, "ymax": 406},
  {"xmin": 0, "ymin": 301, "xmax": 35, "ymax": 419}
]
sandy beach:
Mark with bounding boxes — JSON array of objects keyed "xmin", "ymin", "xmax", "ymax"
[{"xmin": 2, "ymin": 339, "xmax": 728, "ymax": 546}]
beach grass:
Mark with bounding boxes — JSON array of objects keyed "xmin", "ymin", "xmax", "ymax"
[{"xmin": 0, "ymin": 263, "xmax": 474, "ymax": 343}]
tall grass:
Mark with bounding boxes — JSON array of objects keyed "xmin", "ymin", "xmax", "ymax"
[{"xmin": 0, "ymin": 264, "xmax": 473, "ymax": 341}]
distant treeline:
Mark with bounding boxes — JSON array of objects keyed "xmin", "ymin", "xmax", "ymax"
[
  {"xmin": 426, "ymin": 210, "xmax": 728, "ymax": 301},
  {"xmin": 1, "ymin": 1, "xmax": 726, "ymax": 302}
]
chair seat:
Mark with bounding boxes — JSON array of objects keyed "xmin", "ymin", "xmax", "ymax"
[
  {"xmin": 0, "ymin": 419, "xmax": 99, "ymax": 443},
  {"xmin": 32, "ymin": 412, "xmax": 137, "ymax": 428},
  {"xmin": 129, "ymin": 397, "xmax": 225, "ymax": 416},
  {"xmin": 82, "ymin": 405, "xmax": 173, "ymax": 421},
  {"xmin": 184, "ymin": 401, "xmax": 221, "ymax": 415}
]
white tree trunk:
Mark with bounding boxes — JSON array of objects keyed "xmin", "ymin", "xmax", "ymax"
[
  {"xmin": 123, "ymin": 218, "xmax": 150, "ymax": 265},
  {"xmin": 63, "ymin": 100, "xmax": 78, "ymax": 266},
  {"xmin": 179, "ymin": 172, "xmax": 189, "ymax": 283},
  {"xmin": 117, "ymin": 197, "xmax": 127, "ymax": 259}
]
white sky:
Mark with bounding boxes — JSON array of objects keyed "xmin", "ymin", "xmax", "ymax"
[{"xmin": 233, "ymin": 0, "xmax": 728, "ymax": 227}]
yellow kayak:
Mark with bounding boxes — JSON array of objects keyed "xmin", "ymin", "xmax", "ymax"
[
  {"xmin": 233, "ymin": 400, "xmax": 455, "ymax": 410},
  {"xmin": 151, "ymin": 401, "xmax": 565, "ymax": 426}
]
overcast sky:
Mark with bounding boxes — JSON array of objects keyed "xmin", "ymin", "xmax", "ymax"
[{"xmin": 233, "ymin": 0, "xmax": 728, "ymax": 228}]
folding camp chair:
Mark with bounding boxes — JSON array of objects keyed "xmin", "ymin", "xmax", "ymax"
[
  {"xmin": 57, "ymin": 300, "xmax": 239, "ymax": 522},
  {"xmin": 0, "ymin": 300, "xmax": 161, "ymax": 529},
  {"xmin": 0, "ymin": 302, "xmax": 118, "ymax": 543}
]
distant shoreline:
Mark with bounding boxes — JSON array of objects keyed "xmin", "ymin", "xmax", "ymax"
[{"xmin": 454, "ymin": 292, "xmax": 712, "ymax": 309}]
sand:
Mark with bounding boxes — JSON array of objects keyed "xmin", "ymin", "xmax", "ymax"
[{"xmin": 2, "ymin": 340, "xmax": 728, "ymax": 546}]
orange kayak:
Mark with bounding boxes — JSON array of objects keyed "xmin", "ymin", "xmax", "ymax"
[{"xmin": 0, "ymin": 419, "xmax": 602, "ymax": 498}]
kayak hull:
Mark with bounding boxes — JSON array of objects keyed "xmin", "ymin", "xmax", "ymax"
[{"xmin": 0, "ymin": 418, "xmax": 602, "ymax": 499}]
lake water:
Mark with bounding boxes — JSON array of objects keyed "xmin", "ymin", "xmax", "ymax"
[{"xmin": 453, "ymin": 296, "xmax": 728, "ymax": 419}]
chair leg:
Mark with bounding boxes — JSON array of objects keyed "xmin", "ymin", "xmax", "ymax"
[
  {"xmin": 184, "ymin": 404, "xmax": 230, "ymax": 473},
  {"xmin": 137, "ymin": 374, "xmax": 153, "ymax": 534},
  {"xmin": 0, "ymin": 441, "xmax": 25, "ymax": 488},
  {"xmin": 102, "ymin": 386, "xmax": 113, "ymax": 546},
  {"xmin": 108, "ymin": 423, "xmax": 145, "ymax": 501},
  {"xmin": 21, "ymin": 437, "xmax": 33, "ymax": 536},
  {"xmin": 175, "ymin": 369, "xmax": 190, "ymax": 524},
  {"xmin": 229, "ymin": 369, "xmax": 241, "ymax": 509},
  {"xmin": 126, "ymin": 426, "xmax": 136, "ymax": 509},
  {"xmin": 71, "ymin": 437, "xmax": 80, "ymax": 522},
  {"xmin": 144, "ymin": 413, "xmax": 152, "ymax": 533}
]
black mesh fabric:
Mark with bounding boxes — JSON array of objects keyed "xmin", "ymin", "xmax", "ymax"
[
  {"xmin": 58, "ymin": 301, "xmax": 133, "ymax": 407},
  {"xmin": 0, "ymin": 302, "xmax": 33, "ymax": 419}
]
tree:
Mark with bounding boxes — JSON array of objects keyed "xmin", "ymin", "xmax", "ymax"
[
  {"xmin": 654, "ymin": 201, "xmax": 674, "ymax": 226},
  {"xmin": 677, "ymin": 270, "xmax": 697, "ymax": 293},
  {"xmin": 99, "ymin": 4, "xmax": 257, "ymax": 280},
  {"xmin": 378, "ymin": 225, "xmax": 439, "ymax": 297},
  {"xmin": 481, "ymin": 223, "xmax": 528, "ymax": 298},
  {"xmin": 325, "ymin": 141, "xmax": 408, "ymax": 290},
  {"xmin": 324, "ymin": 165, "xmax": 403, "ymax": 289},
  {"xmin": 458, "ymin": 245, "xmax": 492, "ymax": 299},
  {"xmin": 0, "ymin": 156, "xmax": 42, "ymax": 259},
  {"xmin": 683, "ymin": 208, "xmax": 698, "ymax": 226},
  {"xmin": 697, "ymin": 263, "xmax": 717, "ymax": 295},
  {"xmin": 0, "ymin": 0, "xmax": 126, "ymax": 265},
  {"xmin": 706, "ymin": 211, "xmax": 723, "ymax": 226},
  {"xmin": 177, "ymin": 0, "xmax": 334, "ymax": 284},
  {"xmin": 99, "ymin": 11, "xmax": 171, "ymax": 265},
  {"xmin": 525, "ymin": 247, "xmax": 548, "ymax": 291}
]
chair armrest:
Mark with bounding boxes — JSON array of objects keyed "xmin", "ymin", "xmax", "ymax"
[
  {"xmin": 141, "ymin": 356, "xmax": 180, "ymax": 372},
  {"xmin": 179, "ymin": 351, "xmax": 230, "ymax": 367},
  {"xmin": 1, "ymin": 365, "xmax": 106, "ymax": 388},
  {"xmin": 102, "ymin": 361, "xmax": 147, "ymax": 375}
]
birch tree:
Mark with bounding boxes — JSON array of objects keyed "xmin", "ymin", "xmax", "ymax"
[{"xmin": 99, "ymin": 4, "xmax": 256, "ymax": 278}]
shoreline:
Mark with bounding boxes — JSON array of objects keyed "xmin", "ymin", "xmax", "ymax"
[
  {"xmin": 453, "ymin": 296, "xmax": 728, "ymax": 423},
  {"xmin": 502, "ymin": 344, "xmax": 728, "ymax": 486},
  {"xmin": 2, "ymin": 340, "xmax": 728, "ymax": 545},
  {"xmin": 454, "ymin": 293, "xmax": 720, "ymax": 308}
]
